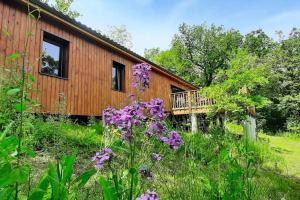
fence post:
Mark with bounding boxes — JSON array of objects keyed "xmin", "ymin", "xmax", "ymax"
[{"xmin": 188, "ymin": 91, "xmax": 192, "ymax": 114}]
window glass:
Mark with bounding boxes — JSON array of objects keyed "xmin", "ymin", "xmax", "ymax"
[
  {"xmin": 41, "ymin": 32, "xmax": 68, "ymax": 78},
  {"xmin": 112, "ymin": 66, "xmax": 117, "ymax": 90},
  {"xmin": 41, "ymin": 41, "xmax": 61, "ymax": 76},
  {"xmin": 112, "ymin": 62, "xmax": 124, "ymax": 91}
]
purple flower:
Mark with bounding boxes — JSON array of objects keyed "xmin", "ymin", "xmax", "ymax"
[
  {"xmin": 103, "ymin": 106, "xmax": 118, "ymax": 126},
  {"xmin": 161, "ymin": 131, "xmax": 184, "ymax": 150},
  {"xmin": 146, "ymin": 98, "xmax": 165, "ymax": 120},
  {"xmin": 132, "ymin": 63, "xmax": 151, "ymax": 92},
  {"xmin": 136, "ymin": 190, "xmax": 159, "ymax": 200},
  {"xmin": 92, "ymin": 148, "xmax": 113, "ymax": 169},
  {"xmin": 103, "ymin": 102, "xmax": 146, "ymax": 141},
  {"xmin": 151, "ymin": 153, "xmax": 161, "ymax": 161},
  {"xmin": 140, "ymin": 167, "xmax": 154, "ymax": 181},
  {"xmin": 145, "ymin": 121, "xmax": 166, "ymax": 137}
]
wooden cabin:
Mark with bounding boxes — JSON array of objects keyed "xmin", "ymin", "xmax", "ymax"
[{"xmin": 0, "ymin": 0, "xmax": 198, "ymax": 117}]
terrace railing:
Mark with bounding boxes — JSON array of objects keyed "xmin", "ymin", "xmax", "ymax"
[{"xmin": 170, "ymin": 90, "xmax": 214, "ymax": 115}]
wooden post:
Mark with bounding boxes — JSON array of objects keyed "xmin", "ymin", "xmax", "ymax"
[
  {"xmin": 243, "ymin": 114, "xmax": 256, "ymax": 140},
  {"xmin": 188, "ymin": 91, "xmax": 192, "ymax": 114},
  {"xmin": 191, "ymin": 113, "xmax": 198, "ymax": 133},
  {"xmin": 240, "ymin": 86, "xmax": 257, "ymax": 140}
]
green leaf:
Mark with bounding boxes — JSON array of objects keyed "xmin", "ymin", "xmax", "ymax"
[
  {"xmin": 0, "ymin": 165, "xmax": 29, "ymax": 187},
  {"xmin": 28, "ymin": 73, "xmax": 36, "ymax": 82},
  {"xmin": 21, "ymin": 146, "xmax": 36, "ymax": 158},
  {"xmin": 0, "ymin": 162, "xmax": 12, "ymax": 187},
  {"xmin": 0, "ymin": 187, "xmax": 15, "ymax": 200},
  {"xmin": 48, "ymin": 163, "xmax": 68, "ymax": 200},
  {"xmin": 0, "ymin": 136, "xmax": 18, "ymax": 159},
  {"xmin": 7, "ymin": 53, "xmax": 21, "ymax": 61},
  {"xmin": 7, "ymin": 88, "xmax": 21, "ymax": 96},
  {"xmin": 48, "ymin": 162, "xmax": 62, "ymax": 200},
  {"xmin": 0, "ymin": 122, "xmax": 14, "ymax": 141},
  {"xmin": 61, "ymin": 150, "xmax": 77, "ymax": 184},
  {"xmin": 99, "ymin": 176, "xmax": 117, "ymax": 200},
  {"xmin": 73, "ymin": 168, "xmax": 96, "ymax": 187},
  {"xmin": 15, "ymin": 103, "xmax": 26, "ymax": 112},
  {"xmin": 28, "ymin": 172, "xmax": 50, "ymax": 200},
  {"xmin": 129, "ymin": 167, "xmax": 137, "ymax": 175}
]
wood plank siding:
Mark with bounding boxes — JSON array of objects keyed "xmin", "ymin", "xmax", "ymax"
[{"xmin": 0, "ymin": 0, "xmax": 196, "ymax": 116}]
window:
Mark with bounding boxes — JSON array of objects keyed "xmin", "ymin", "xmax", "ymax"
[
  {"xmin": 171, "ymin": 85, "xmax": 185, "ymax": 93},
  {"xmin": 112, "ymin": 61, "xmax": 125, "ymax": 91},
  {"xmin": 41, "ymin": 32, "xmax": 69, "ymax": 78}
]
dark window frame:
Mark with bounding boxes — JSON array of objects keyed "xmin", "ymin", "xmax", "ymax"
[
  {"xmin": 112, "ymin": 61, "xmax": 125, "ymax": 92},
  {"xmin": 40, "ymin": 31, "xmax": 69, "ymax": 79},
  {"xmin": 171, "ymin": 85, "xmax": 185, "ymax": 93}
]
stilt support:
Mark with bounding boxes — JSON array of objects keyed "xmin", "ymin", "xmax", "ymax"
[{"xmin": 191, "ymin": 113, "xmax": 198, "ymax": 133}]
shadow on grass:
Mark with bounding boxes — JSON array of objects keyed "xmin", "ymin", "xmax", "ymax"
[
  {"xmin": 271, "ymin": 146, "xmax": 292, "ymax": 154},
  {"xmin": 258, "ymin": 168, "xmax": 300, "ymax": 200}
]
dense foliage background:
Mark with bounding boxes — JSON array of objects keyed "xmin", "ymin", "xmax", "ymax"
[{"xmin": 145, "ymin": 25, "xmax": 300, "ymax": 133}]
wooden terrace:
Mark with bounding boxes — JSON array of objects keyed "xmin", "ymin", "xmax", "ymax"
[{"xmin": 171, "ymin": 90, "xmax": 214, "ymax": 115}]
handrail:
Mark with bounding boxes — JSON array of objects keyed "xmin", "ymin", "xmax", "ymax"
[{"xmin": 171, "ymin": 90, "xmax": 214, "ymax": 113}]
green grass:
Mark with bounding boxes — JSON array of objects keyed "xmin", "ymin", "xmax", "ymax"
[
  {"xmin": 226, "ymin": 122, "xmax": 300, "ymax": 178},
  {"xmin": 259, "ymin": 133, "xmax": 300, "ymax": 178},
  {"xmin": 26, "ymin": 120, "xmax": 300, "ymax": 199}
]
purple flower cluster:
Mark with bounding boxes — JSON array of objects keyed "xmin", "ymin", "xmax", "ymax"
[
  {"xmin": 161, "ymin": 131, "xmax": 184, "ymax": 150},
  {"xmin": 132, "ymin": 63, "xmax": 151, "ymax": 92},
  {"xmin": 151, "ymin": 153, "xmax": 161, "ymax": 161},
  {"xmin": 140, "ymin": 167, "xmax": 154, "ymax": 181},
  {"xmin": 136, "ymin": 190, "xmax": 159, "ymax": 200},
  {"xmin": 145, "ymin": 121, "xmax": 166, "ymax": 137},
  {"xmin": 92, "ymin": 148, "xmax": 113, "ymax": 169},
  {"xmin": 103, "ymin": 102, "xmax": 146, "ymax": 140},
  {"xmin": 145, "ymin": 98, "xmax": 165, "ymax": 120}
]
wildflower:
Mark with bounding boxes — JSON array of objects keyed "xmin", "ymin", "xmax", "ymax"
[
  {"xmin": 139, "ymin": 167, "xmax": 154, "ymax": 181},
  {"xmin": 103, "ymin": 106, "xmax": 118, "ymax": 126},
  {"xmin": 146, "ymin": 98, "xmax": 165, "ymax": 120},
  {"xmin": 132, "ymin": 63, "xmax": 151, "ymax": 92},
  {"xmin": 145, "ymin": 121, "xmax": 166, "ymax": 137},
  {"xmin": 161, "ymin": 131, "xmax": 183, "ymax": 150},
  {"xmin": 136, "ymin": 190, "xmax": 159, "ymax": 200},
  {"xmin": 92, "ymin": 148, "xmax": 113, "ymax": 169},
  {"xmin": 103, "ymin": 102, "xmax": 146, "ymax": 141},
  {"xmin": 151, "ymin": 153, "xmax": 161, "ymax": 161}
]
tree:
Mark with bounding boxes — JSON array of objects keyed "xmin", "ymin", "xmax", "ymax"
[
  {"xmin": 202, "ymin": 49, "xmax": 270, "ymax": 138},
  {"xmin": 173, "ymin": 23, "xmax": 243, "ymax": 87},
  {"xmin": 104, "ymin": 25, "xmax": 133, "ymax": 49},
  {"xmin": 261, "ymin": 28, "xmax": 300, "ymax": 133},
  {"xmin": 40, "ymin": 0, "xmax": 81, "ymax": 19},
  {"xmin": 144, "ymin": 47, "xmax": 200, "ymax": 85},
  {"xmin": 243, "ymin": 29, "xmax": 273, "ymax": 58},
  {"xmin": 144, "ymin": 48, "xmax": 161, "ymax": 61}
]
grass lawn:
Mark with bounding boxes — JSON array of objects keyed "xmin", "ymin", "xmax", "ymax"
[{"xmin": 259, "ymin": 133, "xmax": 300, "ymax": 178}]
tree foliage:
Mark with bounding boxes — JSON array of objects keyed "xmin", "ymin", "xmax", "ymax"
[
  {"xmin": 146, "ymin": 23, "xmax": 300, "ymax": 133},
  {"xmin": 242, "ymin": 29, "xmax": 273, "ymax": 58},
  {"xmin": 172, "ymin": 23, "xmax": 243, "ymax": 87},
  {"xmin": 202, "ymin": 49, "xmax": 270, "ymax": 118},
  {"xmin": 104, "ymin": 25, "xmax": 133, "ymax": 49},
  {"xmin": 259, "ymin": 28, "xmax": 300, "ymax": 132},
  {"xmin": 41, "ymin": 0, "xmax": 81, "ymax": 19}
]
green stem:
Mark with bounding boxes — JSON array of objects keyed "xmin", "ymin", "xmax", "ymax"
[
  {"xmin": 129, "ymin": 127, "xmax": 135, "ymax": 200},
  {"xmin": 109, "ymin": 162, "xmax": 119, "ymax": 198}
]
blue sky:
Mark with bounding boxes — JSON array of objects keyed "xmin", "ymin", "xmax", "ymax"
[{"xmin": 69, "ymin": 0, "xmax": 300, "ymax": 55}]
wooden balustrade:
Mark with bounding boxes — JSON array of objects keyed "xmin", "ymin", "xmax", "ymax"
[{"xmin": 170, "ymin": 90, "xmax": 214, "ymax": 115}]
